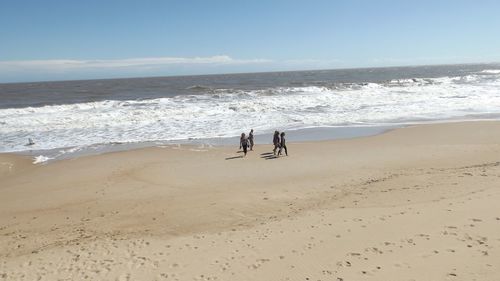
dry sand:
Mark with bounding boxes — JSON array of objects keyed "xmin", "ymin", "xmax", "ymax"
[{"xmin": 1, "ymin": 121, "xmax": 500, "ymax": 281}]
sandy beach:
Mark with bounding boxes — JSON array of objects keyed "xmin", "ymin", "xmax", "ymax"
[{"xmin": 1, "ymin": 121, "xmax": 500, "ymax": 281}]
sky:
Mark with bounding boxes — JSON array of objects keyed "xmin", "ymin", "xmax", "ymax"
[{"xmin": 1, "ymin": 0, "xmax": 500, "ymax": 83}]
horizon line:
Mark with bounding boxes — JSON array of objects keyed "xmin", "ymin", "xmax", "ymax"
[{"xmin": 1, "ymin": 61, "xmax": 499, "ymax": 85}]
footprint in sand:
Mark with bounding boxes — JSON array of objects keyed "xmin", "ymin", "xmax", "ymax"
[
  {"xmin": 158, "ymin": 273, "xmax": 169, "ymax": 279},
  {"xmin": 365, "ymin": 247, "xmax": 383, "ymax": 254},
  {"xmin": 321, "ymin": 269, "xmax": 334, "ymax": 275},
  {"xmin": 249, "ymin": 258, "xmax": 270, "ymax": 269}
]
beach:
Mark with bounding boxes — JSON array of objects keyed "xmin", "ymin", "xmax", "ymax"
[{"xmin": 1, "ymin": 121, "xmax": 499, "ymax": 280}]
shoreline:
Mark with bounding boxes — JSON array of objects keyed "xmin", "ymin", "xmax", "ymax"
[
  {"xmin": 6, "ymin": 117, "xmax": 500, "ymax": 164},
  {"xmin": 5, "ymin": 124, "xmax": 403, "ymax": 164}
]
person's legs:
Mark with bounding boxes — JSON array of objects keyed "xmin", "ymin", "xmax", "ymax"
[
  {"xmin": 250, "ymin": 140, "xmax": 254, "ymax": 150},
  {"xmin": 243, "ymin": 145, "xmax": 248, "ymax": 156},
  {"xmin": 284, "ymin": 145, "xmax": 288, "ymax": 156},
  {"xmin": 278, "ymin": 145, "xmax": 282, "ymax": 156}
]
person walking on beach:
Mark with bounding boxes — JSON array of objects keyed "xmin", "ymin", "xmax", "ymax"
[
  {"xmin": 248, "ymin": 129, "xmax": 254, "ymax": 151},
  {"xmin": 240, "ymin": 133, "xmax": 249, "ymax": 156},
  {"xmin": 273, "ymin": 130, "xmax": 280, "ymax": 155},
  {"xmin": 278, "ymin": 132, "xmax": 288, "ymax": 156}
]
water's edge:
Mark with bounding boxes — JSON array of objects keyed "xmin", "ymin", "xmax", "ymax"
[
  {"xmin": 9, "ymin": 124, "xmax": 398, "ymax": 164},
  {"xmin": 6, "ymin": 117, "xmax": 500, "ymax": 165}
]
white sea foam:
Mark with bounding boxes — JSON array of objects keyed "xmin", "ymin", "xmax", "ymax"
[
  {"xmin": 33, "ymin": 155, "xmax": 53, "ymax": 164},
  {"xmin": 481, "ymin": 69, "xmax": 500, "ymax": 74},
  {"xmin": 1, "ymin": 72, "xmax": 500, "ymax": 153}
]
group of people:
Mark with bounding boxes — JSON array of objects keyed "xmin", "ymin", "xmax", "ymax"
[
  {"xmin": 239, "ymin": 129, "xmax": 254, "ymax": 156},
  {"xmin": 272, "ymin": 130, "xmax": 288, "ymax": 156},
  {"xmin": 239, "ymin": 129, "xmax": 288, "ymax": 157}
]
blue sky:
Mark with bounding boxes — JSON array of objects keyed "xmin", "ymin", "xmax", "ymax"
[{"xmin": 1, "ymin": 0, "xmax": 500, "ymax": 82}]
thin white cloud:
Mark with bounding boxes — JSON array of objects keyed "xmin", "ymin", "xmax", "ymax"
[
  {"xmin": 284, "ymin": 58, "xmax": 341, "ymax": 65},
  {"xmin": 0, "ymin": 55, "xmax": 272, "ymax": 71},
  {"xmin": 0, "ymin": 55, "xmax": 352, "ymax": 82},
  {"xmin": 370, "ymin": 54, "xmax": 500, "ymax": 66}
]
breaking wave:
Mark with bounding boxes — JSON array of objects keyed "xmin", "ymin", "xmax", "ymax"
[{"xmin": 1, "ymin": 71, "xmax": 500, "ymax": 153}]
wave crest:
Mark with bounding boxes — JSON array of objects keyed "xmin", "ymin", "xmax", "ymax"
[{"xmin": 1, "ymin": 72, "xmax": 500, "ymax": 153}]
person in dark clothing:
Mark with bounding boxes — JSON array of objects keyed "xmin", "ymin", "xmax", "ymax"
[
  {"xmin": 248, "ymin": 129, "xmax": 254, "ymax": 151},
  {"xmin": 278, "ymin": 132, "xmax": 288, "ymax": 156},
  {"xmin": 240, "ymin": 133, "xmax": 249, "ymax": 156},
  {"xmin": 272, "ymin": 130, "xmax": 280, "ymax": 155}
]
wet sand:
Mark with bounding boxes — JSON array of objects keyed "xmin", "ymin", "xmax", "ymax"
[{"xmin": 1, "ymin": 121, "xmax": 500, "ymax": 280}]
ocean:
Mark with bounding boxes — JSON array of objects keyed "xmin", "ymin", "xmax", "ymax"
[{"xmin": 1, "ymin": 63, "xmax": 500, "ymax": 163}]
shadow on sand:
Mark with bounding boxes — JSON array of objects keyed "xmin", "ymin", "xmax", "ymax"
[
  {"xmin": 225, "ymin": 155, "xmax": 244, "ymax": 160},
  {"xmin": 225, "ymin": 151, "xmax": 281, "ymax": 160},
  {"xmin": 260, "ymin": 152, "xmax": 278, "ymax": 160}
]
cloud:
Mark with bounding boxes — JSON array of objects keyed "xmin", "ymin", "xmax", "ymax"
[
  {"xmin": 283, "ymin": 58, "xmax": 341, "ymax": 65},
  {"xmin": 370, "ymin": 54, "xmax": 500, "ymax": 66},
  {"xmin": 0, "ymin": 55, "xmax": 272, "ymax": 71},
  {"xmin": 0, "ymin": 55, "xmax": 346, "ymax": 82}
]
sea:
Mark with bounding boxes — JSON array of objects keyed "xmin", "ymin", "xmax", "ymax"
[{"xmin": 1, "ymin": 63, "xmax": 500, "ymax": 163}]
